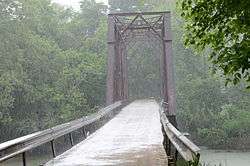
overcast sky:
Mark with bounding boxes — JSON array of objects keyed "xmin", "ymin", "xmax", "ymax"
[{"xmin": 52, "ymin": 0, "xmax": 108, "ymax": 10}]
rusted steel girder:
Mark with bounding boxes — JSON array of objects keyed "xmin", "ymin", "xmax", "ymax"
[
  {"xmin": 162, "ymin": 12, "xmax": 176, "ymax": 118},
  {"xmin": 106, "ymin": 16, "xmax": 128, "ymax": 104}
]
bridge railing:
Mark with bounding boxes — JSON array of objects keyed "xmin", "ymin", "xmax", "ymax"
[
  {"xmin": 0, "ymin": 101, "xmax": 126, "ymax": 166},
  {"xmin": 159, "ymin": 104, "xmax": 200, "ymax": 165}
]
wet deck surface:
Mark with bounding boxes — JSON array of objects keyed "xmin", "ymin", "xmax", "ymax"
[{"xmin": 45, "ymin": 100, "xmax": 168, "ymax": 166}]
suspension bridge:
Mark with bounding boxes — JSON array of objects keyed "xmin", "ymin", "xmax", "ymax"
[{"xmin": 0, "ymin": 12, "xmax": 200, "ymax": 166}]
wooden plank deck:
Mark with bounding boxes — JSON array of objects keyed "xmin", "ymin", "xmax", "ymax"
[{"xmin": 45, "ymin": 100, "xmax": 168, "ymax": 166}]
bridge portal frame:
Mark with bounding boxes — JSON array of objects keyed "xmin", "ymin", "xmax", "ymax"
[{"xmin": 106, "ymin": 11, "xmax": 176, "ymax": 121}]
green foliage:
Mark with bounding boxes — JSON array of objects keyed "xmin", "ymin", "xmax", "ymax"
[
  {"xmin": 193, "ymin": 104, "xmax": 250, "ymax": 148},
  {"xmin": 178, "ymin": 0, "xmax": 250, "ymax": 88},
  {"xmin": 0, "ymin": 0, "xmax": 107, "ymax": 142},
  {"xmin": 127, "ymin": 40, "xmax": 162, "ymax": 99}
]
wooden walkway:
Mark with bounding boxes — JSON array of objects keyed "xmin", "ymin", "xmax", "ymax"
[{"xmin": 45, "ymin": 100, "xmax": 167, "ymax": 166}]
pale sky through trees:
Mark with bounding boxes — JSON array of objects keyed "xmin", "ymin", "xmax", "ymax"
[{"xmin": 52, "ymin": 0, "xmax": 108, "ymax": 10}]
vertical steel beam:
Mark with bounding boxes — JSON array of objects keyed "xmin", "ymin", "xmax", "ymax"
[
  {"xmin": 119, "ymin": 43, "xmax": 124, "ymax": 100},
  {"xmin": 107, "ymin": 16, "xmax": 128, "ymax": 104},
  {"xmin": 122, "ymin": 44, "xmax": 129, "ymax": 100},
  {"xmin": 114, "ymin": 37, "xmax": 122, "ymax": 101},
  {"xmin": 162, "ymin": 12, "xmax": 177, "ymax": 124},
  {"xmin": 106, "ymin": 16, "xmax": 116, "ymax": 105},
  {"xmin": 117, "ymin": 40, "xmax": 128, "ymax": 101}
]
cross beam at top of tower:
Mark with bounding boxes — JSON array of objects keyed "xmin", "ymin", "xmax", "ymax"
[{"xmin": 109, "ymin": 11, "xmax": 170, "ymax": 42}]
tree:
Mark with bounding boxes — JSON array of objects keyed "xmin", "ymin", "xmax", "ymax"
[
  {"xmin": 0, "ymin": 0, "xmax": 108, "ymax": 142},
  {"xmin": 179, "ymin": 0, "xmax": 250, "ymax": 88}
]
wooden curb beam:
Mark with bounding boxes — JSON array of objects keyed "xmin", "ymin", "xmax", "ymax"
[{"xmin": 159, "ymin": 105, "xmax": 200, "ymax": 165}]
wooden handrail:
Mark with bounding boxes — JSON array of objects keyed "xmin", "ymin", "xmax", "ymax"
[
  {"xmin": 159, "ymin": 106, "xmax": 200, "ymax": 164},
  {"xmin": 0, "ymin": 101, "xmax": 126, "ymax": 164}
]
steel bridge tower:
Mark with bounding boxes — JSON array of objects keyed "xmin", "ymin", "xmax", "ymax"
[{"xmin": 106, "ymin": 11, "xmax": 176, "ymax": 125}]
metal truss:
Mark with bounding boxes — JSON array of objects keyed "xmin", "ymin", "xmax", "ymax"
[
  {"xmin": 112, "ymin": 12, "xmax": 165, "ymax": 43},
  {"xmin": 106, "ymin": 11, "xmax": 177, "ymax": 119}
]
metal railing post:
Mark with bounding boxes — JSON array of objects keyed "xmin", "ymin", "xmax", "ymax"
[
  {"xmin": 174, "ymin": 149, "xmax": 178, "ymax": 165},
  {"xmin": 50, "ymin": 140, "xmax": 56, "ymax": 158},
  {"xmin": 82, "ymin": 127, "xmax": 87, "ymax": 138},
  {"xmin": 69, "ymin": 133, "xmax": 74, "ymax": 146},
  {"xmin": 22, "ymin": 152, "xmax": 26, "ymax": 166}
]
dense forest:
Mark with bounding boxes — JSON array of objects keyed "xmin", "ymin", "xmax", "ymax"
[
  {"xmin": 0, "ymin": 0, "xmax": 107, "ymax": 142},
  {"xmin": 0, "ymin": 0, "xmax": 250, "ymax": 151}
]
